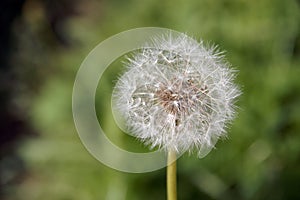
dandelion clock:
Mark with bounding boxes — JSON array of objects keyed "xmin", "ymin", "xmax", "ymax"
[{"xmin": 112, "ymin": 33, "xmax": 240, "ymax": 200}]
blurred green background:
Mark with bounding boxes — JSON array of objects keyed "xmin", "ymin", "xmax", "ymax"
[{"xmin": 1, "ymin": 0, "xmax": 300, "ymax": 199}]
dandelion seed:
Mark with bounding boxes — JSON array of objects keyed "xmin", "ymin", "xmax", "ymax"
[{"xmin": 113, "ymin": 33, "xmax": 240, "ymax": 156}]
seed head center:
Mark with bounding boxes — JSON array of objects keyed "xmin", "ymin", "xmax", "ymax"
[{"xmin": 155, "ymin": 78, "xmax": 208, "ymax": 116}]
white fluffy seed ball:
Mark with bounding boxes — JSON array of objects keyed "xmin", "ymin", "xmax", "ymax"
[{"xmin": 113, "ymin": 34, "xmax": 240, "ymax": 156}]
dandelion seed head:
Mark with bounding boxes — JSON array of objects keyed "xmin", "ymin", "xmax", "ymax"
[{"xmin": 113, "ymin": 33, "xmax": 240, "ymax": 156}]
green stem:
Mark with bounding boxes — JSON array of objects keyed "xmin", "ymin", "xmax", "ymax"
[{"xmin": 167, "ymin": 150, "xmax": 177, "ymax": 200}]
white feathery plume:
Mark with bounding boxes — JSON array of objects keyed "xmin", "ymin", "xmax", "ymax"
[{"xmin": 113, "ymin": 33, "xmax": 240, "ymax": 156}]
